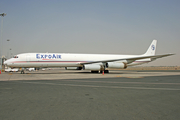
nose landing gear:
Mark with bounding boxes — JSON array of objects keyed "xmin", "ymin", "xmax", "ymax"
[{"xmin": 21, "ymin": 68, "xmax": 25, "ymax": 74}]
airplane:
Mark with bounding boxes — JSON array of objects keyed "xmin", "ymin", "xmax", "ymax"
[{"xmin": 4, "ymin": 40, "xmax": 174, "ymax": 74}]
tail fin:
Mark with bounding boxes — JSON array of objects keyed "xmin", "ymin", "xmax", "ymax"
[{"xmin": 143, "ymin": 40, "xmax": 157, "ymax": 56}]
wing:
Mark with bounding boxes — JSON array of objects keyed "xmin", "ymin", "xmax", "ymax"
[{"xmin": 80, "ymin": 53, "xmax": 174, "ymax": 65}]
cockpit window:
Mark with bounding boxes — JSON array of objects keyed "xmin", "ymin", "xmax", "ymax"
[{"xmin": 13, "ymin": 55, "xmax": 19, "ymax": 58}]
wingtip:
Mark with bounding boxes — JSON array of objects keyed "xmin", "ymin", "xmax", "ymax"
[
  {"xmin": 169, "ymin": 53, "xmax": 175, "ymax": 55},
  {"xmin": 163, "ymin": 53, "xmax": 175, "ymax": 56}
]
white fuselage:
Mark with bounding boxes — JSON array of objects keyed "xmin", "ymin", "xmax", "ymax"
[
  {"xmin": 4, "ymin": 53, "xmax": 151, "ymax": 68},
  {"xmin": 4, "ymin": 40, "xmax": 174, "ymax": 72}
]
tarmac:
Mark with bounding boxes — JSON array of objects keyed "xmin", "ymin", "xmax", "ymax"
[{"xmin": 0, "ymin": 69, "xmax": 180, "ymax": 120}]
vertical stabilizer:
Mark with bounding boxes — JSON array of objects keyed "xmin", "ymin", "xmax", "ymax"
[{"xmin": 143, "ymin": 40, "xmax": 157, "ymax": 56}]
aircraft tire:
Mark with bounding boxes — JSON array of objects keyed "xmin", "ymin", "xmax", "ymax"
[
  {"xmin": 104, "ymin": 70, "xmax": 109, "ymax": 73},
  {"xmin": 91, "ymin": 71, "xmax": 99, "ymax": 73},
  {"xmin": 100, "ymin": 70, "xmax": 109, "ymax": 73}
]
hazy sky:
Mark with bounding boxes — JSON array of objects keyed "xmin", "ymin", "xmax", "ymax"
[{"xmin": 0, "ymin": 0, "xmax": 180, "ymax": 66}]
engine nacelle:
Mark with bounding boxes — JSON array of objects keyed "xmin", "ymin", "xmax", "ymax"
[
  {"xmin": 65, "ymin": 67, "xmax": 82, "ymax": 70},
  {"xmin": 106, "ymin": 62, "xmax": 127, "ymax": 69},
  {"xmin": 83, "ymin": 64, "xmax": 101, "ymax": 70}
]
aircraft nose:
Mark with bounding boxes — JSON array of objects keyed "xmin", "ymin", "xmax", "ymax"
[
  {"xmin": 4, "ymin": 61, "xmax": 7, "ymax": 65},
  {"xmin": 4, "ymin": 59, "xmax": 13, "ymax": 66},
  {"xmin": 4, "ymin": 60, "xmax": 10, "ymax": 66}
]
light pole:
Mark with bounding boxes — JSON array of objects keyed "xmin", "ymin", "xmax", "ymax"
[
  {"xmin": 0, "ymin": 13, "xmax": 6, "ymax": 72},
  {"xmin": 10, "ymin": 48, "xmax": 12, "ymax": 58},
  {"xmin": 7, "ymin": 39, "xmax": 10, "ymax": 59}
]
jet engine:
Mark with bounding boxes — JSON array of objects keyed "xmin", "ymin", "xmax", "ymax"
[
  {"xmin": 106, "ymin": 62, "xmax": 127, "ymax": 69},
  {"xmin": 83, "ymin": 64, "xmax": 101, "ymax": 70},
  {"xmin": 65, "ymin": 67, "xmax": 82, "ymax": 70}
]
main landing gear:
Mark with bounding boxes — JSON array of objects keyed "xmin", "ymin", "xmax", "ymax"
[
  {"xmin": 91, "ymin": 70, "xmax": 109, "ymax": 73},
  {"xmin": 101, "ymin": 70, "xmax": 109, "ymax": 73},
  {"xmin": 91, "ymin": 71, "xmax": 99, "ymax": 73}
]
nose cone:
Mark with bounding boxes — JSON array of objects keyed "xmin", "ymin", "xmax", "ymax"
[
  {"xmin": 4, "ymin": 58, "xmax": 14, "ymax": 67},
  {"xmin": 4, "ymin": 59, "xmax": 11, "ymax": 66},
  {"xmin": 4, "ymin": 60, "xmax": 8, "ymax": 65}
]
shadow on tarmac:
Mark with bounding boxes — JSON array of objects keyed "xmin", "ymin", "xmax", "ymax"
[{"xmin": 6, "ymin": 70, "xmax": 164, "ymax": 75}]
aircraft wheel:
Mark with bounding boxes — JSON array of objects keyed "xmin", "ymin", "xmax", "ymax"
[
  {"xmin": 91, "ymin": 71, "xmax": 99, "ymax": 73},
  {"xmin": 21, "ymin": 70, "xmax": 25, "ymax": 74},
  {"xmin": 104, "ymin": 70, "xmax": 109, "ymax": 73},
  {"xmin": 100, "ymin": 70, "xmax": 109, "ymax": 73}
]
